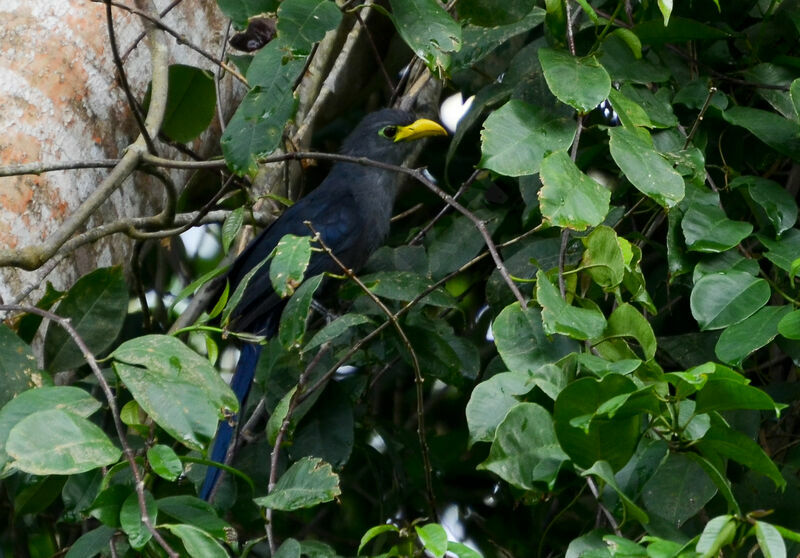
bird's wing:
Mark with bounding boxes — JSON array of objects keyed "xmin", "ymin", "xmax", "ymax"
[{"xmin": 227, "ymin": 187, "xmax": 365, "ymax": 334}]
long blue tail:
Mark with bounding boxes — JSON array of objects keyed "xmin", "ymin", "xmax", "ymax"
[{"xmin": 200, "ymin": 342, "xmax": 262, "ymax": 500}]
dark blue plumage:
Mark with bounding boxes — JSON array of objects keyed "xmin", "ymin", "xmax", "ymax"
[{"xmin": 200, "ymin": 109, "xmax": 447, "ymax": 500}]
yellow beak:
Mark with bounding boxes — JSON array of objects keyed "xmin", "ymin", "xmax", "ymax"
[{"xmin": 393, "ymin": 118, "xmax": 448, "ymax": 142}]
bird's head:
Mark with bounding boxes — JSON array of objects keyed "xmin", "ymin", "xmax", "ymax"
[{"xmin": 340, "ymin": 109, "xmax": 447, "ymax": 165}]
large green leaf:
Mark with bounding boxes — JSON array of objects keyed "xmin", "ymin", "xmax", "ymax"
[
  {"xmin": 690, "ymin": 271, "xmax": 770, "ymax": 330},
  {"xmin": 6, "ymin": 409, "xmax": 120, "ymax": 475},
  {"xmin": 221, "ymin": 42, "xmax": 306, "ymax": 176},
  {"xmin": 0, "ymin": 325, "xmax": 38, "ymax": 407},
  {"xmin": 388, "ymin": 0, "xmax": 461, "ymax": 72},
  {"xmin": 151, "ymin": 64, "xmax": 216, "ymax": 143},
  {"xmin": 277, "ymin": 0, "xmax": 342, "ymax": 55},
  {"xmin": 254, "ymin": 457, "xmax": 341, "ymax": 511},
  {"xmin": 723, "ymin": 106, "xmax": 800, "ymax": 161},
  {"xmin": 681, "ymin": 203, "xmax": 752, "ymax": 253},
  {"xmin": 478, "ymin": 402, "xmax": 569, "ymax": 490},
  {"xmin": 492, "ymin": 303, "xmax": 578, "ymax": 374},
  {"xmin": 480, "ymin": 99, "xmax": 576, "ymax": 176},
  {"xmin": 641, "ymin": 452, "xmax": 716, "ymax": 527},
  {"xmin": 758, "ymin": 229, "xmax": 800, "ymax": 278},
  {"xmin": 457, "ymin": 0, "xmax": 536, "ymax": 26},
  {"xmin": 44, "ymin": 267, "xmax": 127, "ymax": 372},
  {"xmin": 538, "ymin": 48, "xmax": 611, "ymax": 113},
  {"xmin": 452, "ymin": 8, "xmax": 545, "ymax": 70},
  {"xmin": 536, "ymin": 270, "xmax": 606, "ymax": 340},
  {"xmin": 163, "ymin": 524, "xmax": 229, "ymax": 558},
  {"xmin": 731, "ymin": 176, "xmax": 798, "ymax": 235},
  {"xmin": 553, "ymin": 375, "xmax": 640, "ymax": 470},
  {"xmin": 539, "ymin": 151, "xmax": 610, "ymax": 231},
  {"xmin": 715, "ymin": 306, "xmax": 792, "ymax": 366},
  {"xmin": 608, "ymin": 127, "xmax": 685, "ymax": 208},
  {"xmin": 579, "ymin": 226, "xmax": 625, "ymax": 289},
  {"xmin": 217, "ymin": 0, "xmax": 278, "ymax": 28},
  {"xmin": 466, "ymin": 370, "xmax": 537, "ymax": 446},
  {"xmin": 697, "ymin": 423, "xmax": 785, "ymax": 489},
  {"xmin": 112, "ymin": 335, "xmax": 238, "ymax": 451},
  {"xmin": 0, "ymin": 386, "xmax": 101, "ymax": 472}
]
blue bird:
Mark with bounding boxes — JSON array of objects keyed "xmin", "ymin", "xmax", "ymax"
[{"xmin": 200, "ymin": 109, "xmax": 447, "ymax": 500}]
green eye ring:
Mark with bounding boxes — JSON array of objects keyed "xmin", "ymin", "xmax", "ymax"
[{"xmin": 379, "ymin": 125, "xmax": 398, "ymax": 140}]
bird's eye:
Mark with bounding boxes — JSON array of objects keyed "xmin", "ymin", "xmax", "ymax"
[{"xmin": 379, "ymin": 125, "xmax": 397, "ymax": 140}]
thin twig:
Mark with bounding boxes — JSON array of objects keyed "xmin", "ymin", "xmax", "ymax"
[
  {"xmin": 305, "ymin": 223, "xmax": 438, "ymax": 521},
  {"xmin": 96, "ymin": 0, "xmax": 248, "ymax": 85},
  {"xmin": 265, "ymin": 343, "xmax": 332, "ymax": 553},
  {"xmin": 0, "ymin": 304, "xmax": 178, "ymax": 558},
  {"xmin": 409, "ymin": 168, "xmax": 480, "ymax": 245},
  {"xmin": 683, "ymin": 86, "xmax": 717, "ymax": 149},
  {"xmin": 120, "ymin": 0, "xmax": 183, "ymax": 60},
  {"xmin": 104, "ymin": 0, "xmax": 157, "ymax": 154},
  {"xmin": 0, "ymin": 159, "xmax": 120, "ymax": 177}
]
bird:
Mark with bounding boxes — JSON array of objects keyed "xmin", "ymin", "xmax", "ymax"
[{"xmin": 200, "ymin": 109, "xmax": 447, "ymax": 500}]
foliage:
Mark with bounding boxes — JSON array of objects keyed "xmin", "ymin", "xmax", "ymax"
[{"xmin": 2, "ymin": 0, "xmax": 800, "ymax": 556}]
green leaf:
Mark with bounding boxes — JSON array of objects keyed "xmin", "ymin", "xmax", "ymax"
[
  {"xmin": 755, "ymin": 521, "xmax": 787, "ymax": 558},
  {"xmin": 492, "ymin": 303, "xmax": 578, "ymax": 375},
  {"xmin": 278, "ymin": 274, "xmax": 324, "ymax": 349},
  {"xmin": 633, "ymin": 17, "xmax": 731, "ymax": 44},
  {"xmin": 478, "ymin": 402, "xmax": 569, "ymax": 490},
  {"xmin": 388, "ymin": 0, "xmax": 462, "ymax": 72},
  {"xmin": 154, "ymin": 65, "xmax": 216, "ymax": 143},
  {"xmin": 0, "ymin": 325, "xmax": 38, "ymax": 407},
  {"xmin": 619, "ymin": 84, "xmax": 678, "ymax": 128},
  {"xmin": 553, "ymin": 375, "xmax": 640, "ymax": 470},
  {"xmin": 447, "ymin": 541, "xmax": 483, "ymax": 558},
  {"xmin": 696, "ymin": 423, "xmax": 785, "ymax": 489},
  {"xmin": 221, "ymin": 206, "xmax": 245, "ymax": 255},
  {"xmin": 715, "ymin": 306, "xmax": 791, "ymax": 366},
  {"xmin": 731, "ymin": 176, "xmax": 798, "ymax": 235},
  {"xmin": 758, "ymin": 229, "xmax": 800, "ymax": 277},
  {"xmin": 270, "ymin": 234, "xmax": 312, "ymax": 298},
  {"xmin": 685, "ymin": 452, "xmax": 740, "ymax": 515},
  {"xmin": 723, "ymin": 106, "xmax": 800, "ymax": 161},
  {"xmin": 222, "ymin": 43, "xmax": 305, "ymax": 176},
  {"xmin": 6, "ymin": 409, "xmax": 120, "ymax": 475},
  {"xmin": 538, "ymin": 48, "xmax": 611, "ymax": 113},
  {"xmin": 681, "ymin": 203, "xmax": 752, "ymax": 253},
  {"xmin": 457, "ymin": 0, "xmax": 536, "ymax": 26},
  {"xmin": 607, "ymin": 88, "xmax": 652, "ymax": 128},
  {"xmin": 163, "ymin": 524, "xmax": 229, "ymax": 558},
  {"xmin": 641, "ymin": 452, "xmax": 716, "ymax": 527},
  {"xmin": 44, "ymin": 266, "xmax": 127, "ymax": 372},
  {"xmin": 579, "ymin": 226, "xmax": 625, "ymax": 290},
  {"xmin": 157, "ymin": 496, "xmax": 231, "ymax": 539},
  {"xmin": 120, "ymin": 490, "xmax": 157, "ymax": 549},
  {"xmin": 696, "ymin": 515, "xmax": 736, "ymax": 558},
  {"xmin": 254, "ymin": 456, "xmax": 341, "ymax": 511},
  {"xmin": 608, "ymin": 127, "xmax": 685, "ymax": 208},
  {"xmin": 536, "ymin": 270, "xmax": 606, "ymax": 340},
  {"xmin": 277, "ymin": 0, "xmax": 342, "ymax": 55},
  {"xmin": 113, "ymin": 335, "xmax": 238, "ymax": 450},
  {"xmin": 695, "ymin": 379, "xmax": 784, "ymax": 417},
  {"xmin": 539, "ymin": 151, "xmax": 611, "ymax": 231},
  {"xmin": 690, "ymin": 271, "xmax": 770, "ymax": 330},
  {"xmin": 358, "ymin": 524, "xmax": 400, "ymax": 555},
  {"xmin": 657, "ymin": 0, "xmax": 672, "ymax": 25},
  {"xmin": 452, "ymin": 8, "xmax": 545, "ymax": 70},
  {"xmin": 216, "ymin": 0, "xmax": 278, "ymax": 28},
  {"xmin": 357, "ymin": 271, "xmax": 457, "ymax": 307},
  {"xmin": 303, "ymin": 313, "xmax": 371, "ymax": 353},
  {"xmin": 778, "ymin": 310, "xmax": 800, "ymax": 339},
  {"xmin": 0, "ymin": 386, "xmax": 101, "ymax": 472},
  {"xmin": 583, "ymin": 460, "xmax": 649, "ymax": 524},
  {"xmin": 466, "ymin": 370, "xmax": 537, "ymax": 446},
  {"xmin": 480, "ymin": 99, "xmax": 577, "ymax": 176},
  {"xmin": 275, "ymin": 539, "xmax": 302, "ymax": 558},
  {"xmin": 147, "ymin": 445, "xmax": 183, "ymax": 481},
  {"xmin": 416, "ymin": 523, "xmax": 448, "ymax": 558},
  {"xmin": 64, "ymin": 525, "xmax": 116, "ymax": 558}
]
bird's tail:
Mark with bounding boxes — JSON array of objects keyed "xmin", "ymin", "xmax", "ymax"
[{"xmin": 200, "ymin": 342, "xmax": 262, "ymax": 500}]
